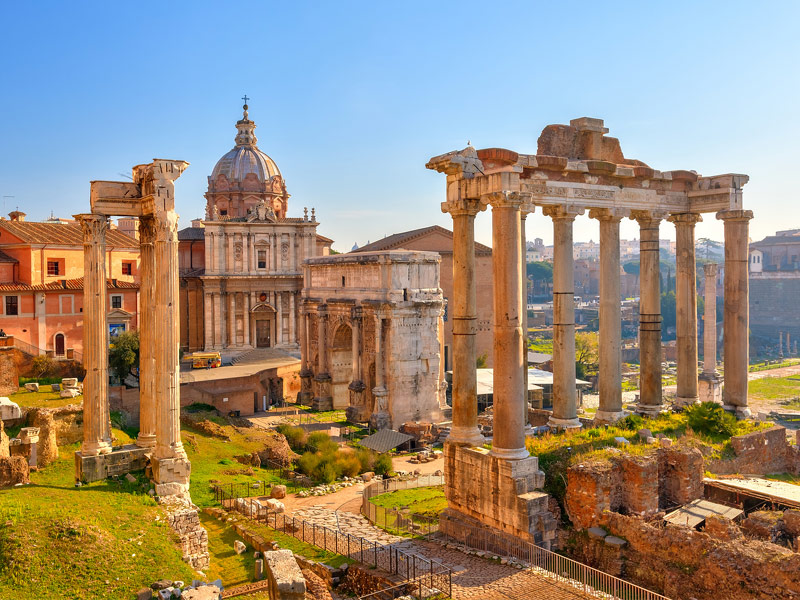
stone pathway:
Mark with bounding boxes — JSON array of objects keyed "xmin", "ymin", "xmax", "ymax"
[{"xmin": 290, "ymin": 506, "xmax": 591, "ymax": 599}]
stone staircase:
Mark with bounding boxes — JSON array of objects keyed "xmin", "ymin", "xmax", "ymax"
[{"xmin": 436, "ymin": 425, "xmax": 451, "ymax": 444}]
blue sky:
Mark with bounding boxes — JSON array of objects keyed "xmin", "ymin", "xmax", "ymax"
[{"xmin": 1, "ymin": 1, "xmax": 798, "ymax": 250}]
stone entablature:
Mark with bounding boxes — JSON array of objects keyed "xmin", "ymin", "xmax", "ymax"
[{"xmin": 300, "ymin": 251, "xmax": 446, "ymax": 428}]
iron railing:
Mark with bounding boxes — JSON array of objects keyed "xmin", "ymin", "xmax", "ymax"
[{"xmin": 361, "ymin": 474, "xmax": 444, "ymax": 537}]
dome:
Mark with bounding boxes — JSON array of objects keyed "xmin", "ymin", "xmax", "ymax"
[{"xmin": 210, "ymin": 104, "xmax": 281, "ymax": 183}]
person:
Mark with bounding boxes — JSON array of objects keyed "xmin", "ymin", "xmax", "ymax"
[
  {"xmin": 0, "ymin": 329, "xmax": 6, "ymax": 337},
  {"xmin": 206, "ymin": 358, "xmax": 212, "ymax": 370}
]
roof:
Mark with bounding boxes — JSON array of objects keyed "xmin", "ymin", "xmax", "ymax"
[
  {"xmin": 0, "ymin": 221, "xmax": 138, "ymax": 248},
  {"xmin": 316, "ymin": 233, "xmax": 334, "ymax": 244},
  {"xmin": 351, "ymin": 225, "xmax": 492, "ymax": 255},
  {"xmin": 751, "ymin": 234, "xmax": 800, "ymax": 247},
  {"xmin": 476, "ymin": 368, "xmax": 543, "ymax": 395},
  {"xmin": 704, "ymin": 477, "xmax": 800, "ymax": 510},
  {"xmin": 210, "ymin": 111, "xmax": 280, "ymax": 183},
  {"xmin": 663, "ymin": 498, "xmax": 743, "ymax": 529},
  {"xmin": 0, "ymin": 249, "xmax": 18, "ymax": 263},
  {"xmin": 178, "ymin": 227, "xmax": 206, "ymax": 241},
  {"xmin": 0, "ymin": 277, "xmax": 138, "ymax": 292},
  {"xmin": 527, "ymin": 368, "xmax": 591, "ymax": 387},
  {"xmin": 358, "ymin": 429, "xmax": 413, "ymax": 453},
  {"xmin": 527, "ymin": 351, "xmax": 552, "ymax": 364}
]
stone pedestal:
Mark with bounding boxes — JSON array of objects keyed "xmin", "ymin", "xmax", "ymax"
[
  {"xmin": 698, "ymin": 372, "xmax": 723, "ymax": 404},
  {"xmin": 345, "ymin": 380, "xmax": 368, "ymax": 422},
  {"xmin": 312, "ymin": 374, "xmax": 333, "ymax": 411},
  {"xmin": 75, "ymin": 444, "xmax": 150, "ymax": 483},
  {"xmin": 298, "ymin": 369, "xmax": 314, "ymax": 406}
]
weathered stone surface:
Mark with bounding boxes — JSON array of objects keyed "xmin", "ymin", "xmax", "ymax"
[
  {"xmin": 255, "ymin": 558, "xmax": 264, "ymax": 581},
  {"xmin": 658, "ymin": 446, "xmax": 703, "ymax": 509},
  {"xmin": 741, "ymin": 510, "xmax": 784, "ymax": 543},
  {"xmin": 659, "ymin": 437, "xmax": 672, "ymax": 448},
  {"xmin": 136, "ymin": 587, "xmax": 153, "ymax": 600},
  {"xmin": 270, "ymin": 484, "xmax": 286, "ymax": 499},
  {"xmin": 637, "ymin": 429, "xmax": 652, "ymax": 440},
  {"xmin": 613, "ymin": 436, "xmax": 629, "ymax": 446},
  {"xmin": 704, "ymin": 514, "xmax": 743, "ymax": 541},
  {"xmin": 0, "ymin": 397, "xmax": 22, "ymax": 421},
  {"xmin": 266, "ymin": 498, "xmax": 285, "ymax": 513},
  {"xmin": 74, "ymin": 444, "xmax": 149, "ymax": 483},
  {"xmin": 24, "ymin": 383, "xmax": 39, "ymax": 392},
  {"xmin": 784, "ymin": 509, "xmax": 800, "ymax": 537},
  {"xmin": 263, "ymin": 549, "xmax": 306, "ymax": 600},
  {"xmin": 234, "ymin": 539, "xmax": 246, "ymax": 554},
  {"xmin": 163, "ymin": 503, "xmax": 210, "ymax": 570},
  {"xmin": 61, "ymin": 378, "xmax": 79, "ymax": 388},
  {"xmin": 0, "ymin": 419, "xmax": 9, "ymax": 458},
  {"xmin": 28, "ymin": 408, "xmax": 58, "ymax": 467},
  {"xmin": 60, "ymin": 388, "xmax": 80, "ymax": 398},
  {"xmin": 604, "ymin": 535, "xmax": 626, "ymax": 548},
  {"xmin": 587, "ymin": 526, "xmax": 607, "ymax": 540},
  {"xmin": 708, "ymin": 426, "xmax": 793, "ymax": 475},
  {"xmin": 0, "ymin": 456, "xmax": 29, "ymax": 487},
  {"xmin": 181, "ymin": 585, "xmax": 221, "ymax": 600}
]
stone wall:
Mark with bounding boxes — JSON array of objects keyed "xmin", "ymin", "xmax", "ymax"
[
  {"xmin": 263, "ymin": 549, "xmax": 306, "ymax": 600},
  {"xmin": 28, "ymin": 408, "xmax": 58, "ymax": 467},
  {"xmin": 339, "ymin": 565, "xmax": 400, "ymax": 598},
  {"xmin": 658, "ymin": 446, "xmax": 704, "ymax": 508},
  {"xmin": 0, "ymin": 419, "xmax": 9, "ymax": 458},
  {"xmin": 707, "ymin": 426, "xmax": 799, "ymax": 476},
  {"xmin": 0, "ymin": 456, "xmax": 29, "ymax": 487},
  {"xmin": 164, "ymin": 503, "xmax": 210, "ymax": 571},
  {"xmin": 0, "ymin": 347, "xmax": 18, "ymax": 396}
]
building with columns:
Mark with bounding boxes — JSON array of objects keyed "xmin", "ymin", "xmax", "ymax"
[{"xmin": 178, "ymin": 103, "xmax": 332, "ymax": 352}]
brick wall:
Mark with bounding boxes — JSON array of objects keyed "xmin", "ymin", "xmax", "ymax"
[{"xmin": 707, "ymin": 426, "xmax": 798, "ymax": 476}]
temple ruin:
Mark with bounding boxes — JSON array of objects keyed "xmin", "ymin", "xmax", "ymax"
[{"xmin": 427, "ymin": 117, "xmax": 752, "ymax": 547}]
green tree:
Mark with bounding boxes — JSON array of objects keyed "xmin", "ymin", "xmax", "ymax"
[
  {"xmin": 661, "ymin": 290, "xmax": 676, "ymax": 338},
  {"xmin": 109, "ymin": 330, "xmax": 140, "ymax": 381},
  {"xmin": 575, "ymin": 331, "xmax": 599, "ymax": 379},
  {"xmin": 526, "ymin": 261, "xmax": 553, "ymax": 282},
  {"xmin": 622, "ymin": 260, "xmax": 640, "ymax": 275},
  {"xmin": 31, "ymin": 354, "xmax": 54, "ymax": 381}
]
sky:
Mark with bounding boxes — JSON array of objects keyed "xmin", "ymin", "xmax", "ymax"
[{"xmin": 1, "ymin": 1, "xmax": 799, "ymax": 251}]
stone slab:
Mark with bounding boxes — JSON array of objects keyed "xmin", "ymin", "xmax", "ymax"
[{"xmin": 74, "ymin": 444, "xmax": 149, "ymax": 483}]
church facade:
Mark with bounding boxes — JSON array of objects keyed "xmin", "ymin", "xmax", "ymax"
[{"xmin": 179, "ymin": 103, "xmax": 332, "ymax": 352}]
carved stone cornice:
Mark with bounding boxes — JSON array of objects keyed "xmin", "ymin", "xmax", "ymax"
[
  {"xmin": 440, "ymin": 197, "xmax": 488, "ymax": 218},
  {"xmin": 630, "ymin": 209, "xmax": 669, "ymax": 225},
  {"xmin": 426, "ymin": 146, "xmax": 484, "ymax": 179},
  {"xmin": 485, "ymin": 191, "xmax": 522, "ymax": 209}
]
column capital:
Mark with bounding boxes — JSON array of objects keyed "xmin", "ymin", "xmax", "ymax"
[
  {"xmin": 520, "ymin": 201, "xmax": 535, "ymax": 217},
  {"xmin": 138, "ymin": 215, "xmax": 157, "ymax": 243},
  {"xmin": 589, "ymin": 207, "xmax": 628, "ymax": 222},
  {"xmin": 716, "ymin": 209, "xmax": 754, "ymax": 222},
  {"xmin": 351, "ymin": 305, "xmax": 364, "ymax": 320},
  {"xmin": 667, "ymin": 212, "xmax": 703, "ymax": 225},
  {"xmin": 74, "ymin": 213, "xmax": 109, "ymax": 238},
  {"xmin": 703, "ymin": 262, "xmax": 719, "ymax": 277},
  {"xmin": 630, "ymin": 209, "xmax": 669, "ymax": 224},
  {"xmin": 485, "ymin": 191, "xmax": 523, "ymax": 208},
  {"xmin": 441, "ymin": 197, "xmax": 488, "ymax": 217},
  {"xmin": 542, "ymin": 204, "xmax": 584, "ymax": 221}
]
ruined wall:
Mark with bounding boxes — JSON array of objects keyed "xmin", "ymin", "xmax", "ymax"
[
  {"xmin": 658, "ymin": 446, "xmax": 704, "ymax": 508},
  {"xmin": 0, "ymin": 456, "xmax": 29, "ymax": 487},
  {"xmin": 565, "ymin": 461, "xmax": 613, "ymax": 530},
  {"xmin": 593, "ymin": 512, "xmax": 800, "ymax": 600},
  {"xmin": 28, "ymin": 408, "xmax": 58, "ymax": 467},
  {"xmin": 707, "ymin": 426, "xmax": 799, "ymax": 476},
  {"xmin": 0, "ymin": 348, "xmax": 17, "ymax": 396},
  {"xmin": 165, "ymin": 504, "xmax": 210, "ymax": 571}
]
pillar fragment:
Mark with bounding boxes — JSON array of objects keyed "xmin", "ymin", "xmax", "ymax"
[
  {"xmin": 369, "ymin": 312, "xmax": 391, "ymax": 430},
  {"xmin": 698, "ymin": 262, "xmax": 722, "ymax": 403},
  {"xmin": 136, "ymin": 216, "xmax": 157, "ymax": 448},
  {"xmin": 544, "ymin": 206, "xmax": 583, "ymax": 429},
  {"xmin": 346, "ymin": 306, "xmax": 368, "ymax": 422},
  {"xmin": 313, "ymin": 306, "xmax": 332, "ymax": 410},
  {"xmin": 669, "ymin": 213, "xmax": 702, "ymax": 407},
  {"xmin": 717, "ymin": 209, "xmax": 754, "ymax": 417}
]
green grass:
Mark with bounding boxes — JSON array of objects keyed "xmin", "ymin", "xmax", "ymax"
[
  {"xmin": 0, "ymin": 433, "xmax": 194, "ymax": 599},
  {"xmin": 748, "ymin": 376, "xmax": 800, "ymax": 402},
  {"xmin": 7, "ymin": 387, "xmax": 83, "ymax": 409},
  {"xmin": 201, "ymin": 512, "xmax": 256, "ymax": 587},
  {"xmin": 749, "ymin": 358, "xmax": 800, "ymax": 373},
  {"xmin": 369, "ymin": 486, "xmax": 447, "ymax": 518},
  {"xmin": 528, "ymin": 338, "xmax": 554, "ymax": 353},
  {"xmin": 765, "ymin": 473, "xmax": 800, "ymax": 485}
]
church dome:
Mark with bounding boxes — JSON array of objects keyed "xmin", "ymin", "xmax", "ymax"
[{"xmin": 210, "ymin": 103, "xmax": 281, "ymax": 183}]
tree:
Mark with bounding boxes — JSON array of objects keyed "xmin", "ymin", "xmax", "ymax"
[
  {"xmin": 109, "ymin": 330, "xmax": 140, "ymax": 382},
  {"xmin": 476, "ymin": 353, "xmax": 488, "ymax": 368},
  {"xmin": 31, "ymin": 354, "xmax": 54, "ymax": 381},
  {"xmin": 575, "ymin": 331, "xmax": 599, "ymax": 379},
  {"xmin": 661, "ymin": 290, "xmax": 676, "ymax": 338},
  {"xmin": 622, "ymin": 260, "xmax": 640, "ymax": 275},
  {"xmin": 526, "ymin": 261, "xmax": 553, "ymax": 282}
]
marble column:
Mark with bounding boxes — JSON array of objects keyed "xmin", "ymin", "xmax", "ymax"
[
  {"xmin": 698, "ymin": 263, "xmax": 722, "ymax": 403},
  {"xmin": 289, "ymin": 291, "xmax": 296, "ymax": 345},
  {"xmin": 228, "ymin": 293, "xmax": 236, "ymax": 346},
  {"xmin": 489, "ymin": 192, "xmax": 528, "ymax": 460},
  {"xmin": 276, "ymin": 292, "xmax": 283, "ymax": 345},
  {"xmin": 76, "ymin": 214, "xmax": 112, "ymax": 456},
  {"xmin": 136, "ymin": 216, "xmax": 156, "ymax": 448},
  {"xmin": 204, "ymin": 230, "xmax": 213, "ymax": 273},
  {"xmin": 217, "ymin": 232, "xmax": 225, "ymax": 273},
  {"xmin": 219, "ymin": 289, "xmax": 227, "ymax": 349},
  {"xmin": 592, "ymin": 209, "xmax": 625, "ymax": 423},
  {"xmin": 203, "ymin": 291, "xmax": 213, "ymax": 350},
  {"xmin": 669, "ymin": 213, "xmax": 702, "ymax": 407},
  {"xmin": 299, "ymin": 304, "xmax": 313, "ymax": 405},
  {"xmin": 633, "ymin": 212, "xmax": 664, "ymax": 415},
  {"xmin": 242, "ymin": 233, "xmax": 249, "ymax": 275},
  {"xmin": 369, "ymin": 312, "xmax": 390, "ymax": 429},
  {"xmin": 718, "ymin": 209, "xmax": 754, "ymax": 416},
  {"xmin": 213, "ymin": 292, "xmax": 222, "ymax": 349},
  {"xmin": 225, "ymin": 232, "xmax": 234, "ymax": 273},
  {"xmin": 313, "ymin": 306, "xmax": 332, "ymax": 410},
  {"xmin": 545, "ymin": 206, "xmax": 582, "ymax": 429},
  {"xmin": 243, "ymin": 293, "xmax": 251, "ymax": 347},
  {"xmin": 520, "ymin": 206, "xmax": 532, "ymax": 426},
  {"xmin": 442, "ymin": 199, "xmax": 485, "ymax": 446},
  {"xmin": 348, "ymin": 308, "xmax": 366, "ymax": 418}
]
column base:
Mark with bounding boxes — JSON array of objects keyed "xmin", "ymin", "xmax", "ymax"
[
  {"xmin": 446, "ymin": 425, "xmax": 485, "ymax": 447},
  {"xmin": 698, "ymin": 373, "xmax": 723, "ymax": 404},
  {"xmin": 634, "ymin": 403, "xmax": 667, "ymax": 417},
  {"xmin": 490, "ymin": 446, "xmax": 531, "ymax": 460},
  {"xmin": 675, "ymin": 396, "xmax": 700, "ymax": 408},
  {"xmin": 74, "ymin": 444, "xmax": 149, "ymax": 483},
  {"xmin": 81, "ymin": 439, "xmax": 113, "ymax": 457},
  {"xmin": 312, "ymin": 373, "xmax": 332, "ymax": 411},
  {"xmin": 723, "ymin": 404, "xmax": 752, "ymax": 419},
  {"xmin": 135, "ymin": 433, "xmax": 157, "ymax": 449},
  {"xmin": 593, "ymin": 410, "xmax": 627, "ymax": 425},
  {"xmin": 151, "ymin": 454, "xmax": 191, "ymax": 499},
  {"xmin": 547, "ymin": 416, "xmax": 582, "ymax": 430},
  {"xmin": 345, "ymin": 380, "xmax": 369, "ymax": 423}
]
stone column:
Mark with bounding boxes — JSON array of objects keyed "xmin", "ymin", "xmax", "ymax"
[
  {"xmin": 219, "ymin": 289, "xmax": 227, "ymax": 349},
  {"xmin": 633, "ymin": 212, "xmax": 664, "ymax": 415},
  {"xmin": 243, "ymin": 293, "xmax": 251, "ymax": 347},
  {"xmin": 136, "ymin": 216, "xmax": 157, "ymax": 448},
  {"xmin": 225, "ymin": 232, "xmax": 234, "ymax": 273},
  {"xmin": 591, "ymin": 209, "xmax": 625, "ymax": 423},
  {"xmin": 151, "ymin": 209, "xmax": 190, "ymax": 495},
  {"xmin": 76, "ymin": 214, "xmax": 112, "ymax": 456},
  {"xmin": 370, "ymin": 312, "xmax": 390, "ymax": 429},
  {"xmin": 228, "ymin": 293, "xmax": 236, "ymax": 347},
  {"xmin": 289, "ymin": 291, "xmax": 296, "ymax": 345},
  {"xmin": 205, "ymin": 231, "xmax": 213, "ymax": 273},
  {"xmin": 217, "ymin": 232, "xmax": 225, "ymax": 273},
  {"xmin": 780, "ymin": 331, "xmax": 784, "ymax": 358},
  {"xmin": 313, "ymin": 306, "xmax": 332, "ymax": 410},
  {"xmin": 276, "ymin": 292, "xmax": 283, "ymax": 345},
  {"xmin": 441, "ymin": 199, "xmax": 486, "ymax": 446},
  {"xmin": 346, "ymin": 307, "xmax": 368, "ymax": 422},
  {"xmin": 242, "ymin": 233, "xmax": 249, "ymax": 275},
  {"xmin": 520, "ymin": 206, "xmax": 532, "ymax": 426},
  {"xmin": 299, "ymin": 304, "xmax": 313, "ymax": 405},
  {"xmin": 203, "ymin": 291, "xmax": 213, "ymax": 350},
  {"xmin": 213, "ymin": 292, "xmax": 222, "ymax": 349},
  {"xmin": 488, "ymin": 192, "xmax": 528, "ymax": 460},
  {"xmin": 544, "ymin": 206, "xmax": 582, "ymax": 429},
  {"xmin": 698, "ymin": 263, "xmax": 722, "ymax": 404},
  {"xmin": 669, "ymin": 213, "xmax": 702, "ymax": 407},
  {"xmin": 718, "ymin": 209, "xmax": 754, "ymax": 417}
]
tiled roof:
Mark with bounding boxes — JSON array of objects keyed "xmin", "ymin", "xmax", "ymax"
[
  {"xmin": 178, "ymin": 227, "xmax": 206, "ymax": 241},
  {"xmin": 0, "ymin": 249, "xmax": 18, "ymax": 263},
  {"xmin": 316, "ymin": 233, "xmax": 334, "ymax": 243},
  {"xmin": 0, "ymin": 221, "xmax": 138, "ymax": 248},
  {"xmin": 0, "ymin": 277, "xmax": 138, "ymax": 292},
  {"xmin": 352, "ymin": 225, "xmax": 492, "ymax": 255}
]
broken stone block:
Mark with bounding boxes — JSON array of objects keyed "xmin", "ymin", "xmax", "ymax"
[
  {"xmin": 50, "ymin": 384, "xmax": 60, "ymax": 392},
  {"xmin": 181, "ymin": 586, "xmax": 221, "ymax": 600},
  {"xmin": 61, "ymin": 378, "xmax": 78, "ymax": 388},
  {"xmin": 587, "ymin": 526, "xmax": 607, "ymax": 540},
  {"xmin": 647, "ymin": 436, "xmax": 657, "ymax": 444},
  {"xmin": 614, "ymin": 436, "xmax": 630, "ymax": 446},
  {"xmin": 136, "ymin": 588, "xmax": 153, "ymax": 600},
  {"xmin": 125, "ymin": 473, "xmax": 137, "ymax": 483},
  {"xmin": 234, "ymin": 540, "xmax": 246, "ymax": 554},
  {"xmin": 60, "ymin": 388, "xmax": 80, "ymax": 398},
  {"xmin": 255, "ymin": 558, "xmax": 264, "ymax": 580},
  {"xmin": 637, "ymin": 429, "xmax": 652, "ymax": 441},
  {"xmin": 361, "ymin": 471, "xmax": 374, "ymax": 482},
  {"xmin": 24, "ymin": 383, "xmax": 39, "ymax": 392},
  {"xmin": 0, "ymin": 397, "xmax": 22, "ymax": 421},
  {"xmin": 151, "ymin": 580, "xmax": 173, "ymax": 591},
  {"xmin": 158, "ymin": 589, "xmax": 173, "ymax": 600},
  {"xmin": 270, "ymin": 484, "xmax": 287, "ymax": 499},
  {"xmin": 660, "ymin": 437, "xmax": 673, "ymax": 448},
  {"xmin": 263, "ymin": 549, "xmax": 305, "ymax": 599},
  {"xmin": 266, "ymin": 498, "xmax": 285, "ymax": 513},
  {"xmin": 604, "ymin": 535, "xmax": 627, "ymax": 548}
]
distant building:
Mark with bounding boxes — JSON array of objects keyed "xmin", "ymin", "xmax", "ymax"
[
  {"xmin": 0, "ymin": 211, "xmax": 140, "ymax": 358},
  {"xmin": 526, "ymin": 238, "xmax": 546, "ymax": 262},
  {"xmin": 749, "ymin": 229, "xmax": 800, "ymax": 343}
]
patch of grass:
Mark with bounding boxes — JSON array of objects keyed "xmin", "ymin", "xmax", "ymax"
[
  {"xmin": 749, "ymin": 376, "xmax": 800, "ymax": 402},
  {"xmin": 370, "ymin": 486, "xmax": 447, "ymax": 518},
  {"xmin": 749, "ymin": 359, "xmax": 800, "ymax": 373},
  {"xmin": 7, "ymin": 387, "xmax": 83, "ymax": 409},
  {"xmin": 765, "ymin": 473, "xmax": 800, "ymax": 485},
  {"xmin": 201, "ymin": 512, "xmax": 255, "ymax": 587}
]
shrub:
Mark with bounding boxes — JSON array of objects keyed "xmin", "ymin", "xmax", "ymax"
[
  {"xmin": 336, "ymin": 453, "xmax": 362, "ymax": 478},
  {"xmin": 277, "ymin": 425, "xmax": 307, "ymax": 451},
  {"xmin": 685, "ymin": 402, "xmax": 737, "ymax": 438},
  {"xmin": 185, "ymin": 402, "xmax": 218, "ymax": 414},
  {"xmin": 297, "ymin": 451, "xmax": 321, "ymax": 476},
  {"xmin": 374, "ymin": 453, "xmax": 393, "ymax": 476},
  {"xmin": 306, "ymin": 431, "xmax": 338, "ymax": 454},
  {"xmin": 319, "ymin": 462, "xmax": 338, "ymax": 484},
  {"xmin": 618, "ymin": 413, "xmax": 645, "ymax": 431},
  {"xmin": 354, "ymin": 447, "xmax": 376, "ymax": 472}
]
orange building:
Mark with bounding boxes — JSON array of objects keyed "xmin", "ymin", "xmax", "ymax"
[{"xmin": 0, "ymin": 212, "xmax": 140, "ymax": 359}]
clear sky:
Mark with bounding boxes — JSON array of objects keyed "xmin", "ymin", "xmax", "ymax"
[{"xmin": 1, "ymin": 1, "xmax": 798, "ymax": 250}]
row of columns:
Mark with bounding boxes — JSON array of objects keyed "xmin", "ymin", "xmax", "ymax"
[
  {"xmin": 445, "ymin": 198, "xmax": 754, "ymax": 451},
  {"xmin": 203, "ymin": 289, "xmax": 299, "ymax": 349},
  {"xmin": 205, "ymin": 229, "xmax": 314, "ymax": 275}
]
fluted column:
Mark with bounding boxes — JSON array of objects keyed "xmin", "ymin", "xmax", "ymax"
[
  {"xmin": 520, "ymin": 206, "xmax": 532, "ymax": 425},
  {"xmin": 633, "ymin": 212, "xmax": 664, "ymax": 415},
  {"xmin": 136, "ymin": 216, "xmax": 157, "ymax": 448},
  {"xmin": 545, "ymin": 206, "xmax": 582, "ymax": 429},
  {"xmin": 225, "ymin": 231, "xmax": 234, "ymax": 273},
  {"xmin": 289, "ymin": 291, "xmax": 296, "ymax": 345},
  {"xmin": 718, "ymin": 209, "xmax": 754, "ymax": 416},
  {"xmin": 217, "ymin": 232, "xmax": 225, "ymax": 273},
  {"xmin": 243, "ymin": 293, "xmax": 251, "ymax": 347},
  {"xmin": 242, "ymin": 233, "xmax": 249, "ymax": 275},
  {"xmin": 441, "ymin": 198, "xmax": 486, "ymax": 446},
  {"xmin": 205, "ymin": 231, "xmax": 213, "ymax": 273},
  {"xmin": 276, "ymin": 292, "xmax": 284, "ymax": 345},
  {"xmin": 213, "ymin": 292, "xmax": 222, "ymax": 349},
  {"xmin": 488, "ymin": 192, "xmax": 528, "ymax": 460},
  {"xmin": 313, "ymin": 305, "xmax": 332, "ymax": 410},
  {"xmin": 351, "ymin": 309, "xmax": 362, "ymax": 382},
  {"xmin": 591, "ymin": 209, "xmax": 625, "ymax": 423},
  {"xmin": 669, "ymin": 213, "xmax": 702, "ymax": 407},
  {"xmin": 76, "ymin": 214, "xmax": 112, "ymax": 456}
]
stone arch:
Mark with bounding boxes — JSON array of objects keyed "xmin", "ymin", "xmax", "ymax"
[{"xmin": 330, "ymin": 323, "xmax": 352, "ymax": 409}]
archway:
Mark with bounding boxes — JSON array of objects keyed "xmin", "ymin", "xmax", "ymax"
[
  {"xmin": 330, "ymin": 324, "xmax": 352, "ymax": 409},
  {"xmin": 54, "ymin": 333, "xmax": 65, "ymax": 357},
  {"xmin": 251, "ymin": 303, "xmax": 276, "ymax": 348}
]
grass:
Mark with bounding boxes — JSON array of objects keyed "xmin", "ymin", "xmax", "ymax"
[
  {"xmin": 369, "ymin": 486, "xmax": 447, "ymax": 518},
  {"xmin": 528, "ymin": 338, "xmax": 554, "ymax": 353},
  {"xmin": 765, "ymin": 473, "xmax": 800, "ymax": 485},
  {"xmin": 201, "ymin": 512, "xmax": 256, "ymax": 587},
  {"xmin": 748, "ymin": 376, "xmax": 800, "ymax": 402},
  {"xmin": 7, "ymin": 387, "xmax": 83, "ymax": 409},
  {"xmin": 749, "ymin": 358, "xmax": 800, "ymax": 373}
]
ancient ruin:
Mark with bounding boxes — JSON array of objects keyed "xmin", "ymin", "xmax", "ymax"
[
  {"xmin": 299, "ymin": 250, "xmax": 446, "ymax": 429},
  {"xmin": 428, "ymin": 117, "xmax": 753, "ymax": 546}
]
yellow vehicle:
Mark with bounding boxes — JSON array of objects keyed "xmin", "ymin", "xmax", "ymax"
[{"xmin": 190, "ymin": 352, "xmax": 222, "ymax": 369}]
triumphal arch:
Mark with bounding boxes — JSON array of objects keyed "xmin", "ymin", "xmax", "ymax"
[
  {"xmin": 428, "ymin": 118, "xmax": 752, "ymax": 547},
  {"xmin": 75, "ymin": 159, "xmax": 192, "ymax": 499}
]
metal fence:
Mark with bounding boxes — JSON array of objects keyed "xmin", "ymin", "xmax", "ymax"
[
  {"xmin": 223, "ymin": 497, "xmax": 452, "ymax": 598},
  {"xmin": 212, "ymin": 459, "xmax": 312, "ymax": 503},
  {"xmin": 361, "ymin": 474, "xmax": 445, "ymax": 537},
  {"xmin": 356, "ymin": 577, "xmax": 449, "ymax": 600},
  {"xmin": 441, "ymin": 523, "xmax": 671, "ymax": 600}
]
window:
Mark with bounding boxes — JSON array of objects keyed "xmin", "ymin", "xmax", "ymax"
[
  {"xmin": 121, "ymin": 262, "xmax": 133, "ymax": 276},
  {"xmin": 257, "ymin": 250, "xmax": 267, "ymax": 269},
  {"xmin": 5, "ymin": 296, "xmax": 18, "ymax": 315},
  {"xmin": 111, "ymin": 295, "xmax": 122, "ymax": 309},
  {"xmin": 47, "ymin": 260, "xmax": 60, "ymax": 276}
]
